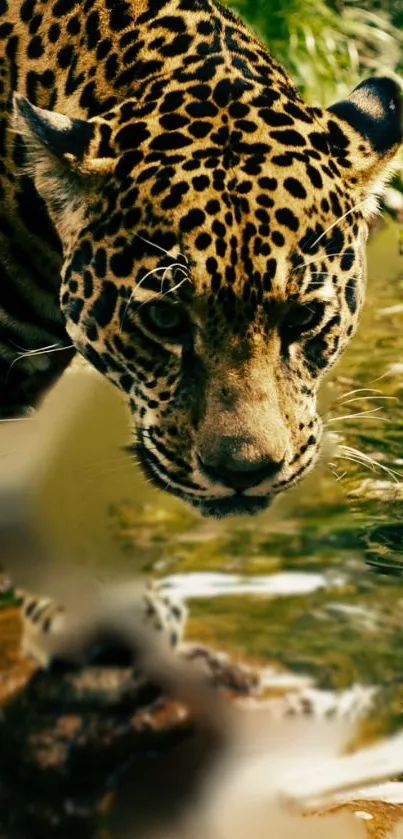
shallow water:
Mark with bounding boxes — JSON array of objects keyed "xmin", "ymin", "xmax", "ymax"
[{"xmin": 2, "ymin": 221, "xmax": 403, "ymax": 736}]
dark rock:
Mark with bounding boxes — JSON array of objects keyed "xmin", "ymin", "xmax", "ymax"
[{"xmin": 0, "ymin": 641, "xmax": 258, "ymax": 839}]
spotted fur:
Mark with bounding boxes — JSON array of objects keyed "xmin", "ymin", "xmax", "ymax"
[
  {"xmin": 0, "ymin": 0, "xmax": 402, "ymax": 518},
  {"xmin": 17, "ymin": 580, "xmax": 187, "ymax": 668}
]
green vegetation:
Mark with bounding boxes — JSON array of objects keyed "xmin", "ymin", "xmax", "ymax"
[
  {"xmin": 225, "ymin": 0, "xmax": 403, "ymax": 106},
  {"xmin": 224, "ymin": 0, "xmax": 403, "ymax": 194}
]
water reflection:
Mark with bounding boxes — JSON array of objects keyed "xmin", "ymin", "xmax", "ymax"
[{"xmin": 163, "ymin": 570, "xmax": 344, "ymax": 598}]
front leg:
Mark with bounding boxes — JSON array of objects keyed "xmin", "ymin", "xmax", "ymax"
[{"xmin": 17, "ymin": 581, "xmax": 188, "ymax": 669}]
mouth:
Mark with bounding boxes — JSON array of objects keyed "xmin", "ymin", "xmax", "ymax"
[
  {"xmin": 195, "ymin": 495, "xmax": 273, "ymax": 518},
  {"xmin": 129, "ymin": 442, "xmax": 274, "ymax": 517}
]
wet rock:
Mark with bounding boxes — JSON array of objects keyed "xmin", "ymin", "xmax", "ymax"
[{"xmin": 0, "ymin": 626, "xmax": 258, "ymax": 839}]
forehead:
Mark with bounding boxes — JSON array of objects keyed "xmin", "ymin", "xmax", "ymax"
[
  {"xmin": 110, "ymin": 85, "xmax": 357, "ymax": 256},
  {"xmin": 90, "ymin": 77, "xmax": 364, "ymax": 307},
  {"xmin": 113, "ymin": 75, "xmax": 352, "ymax": 215},
  {"xmin": 112, "ymin": 166, "xmax": 359, "ymax": 300}
]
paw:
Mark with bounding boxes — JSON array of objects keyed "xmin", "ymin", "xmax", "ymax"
[
  {"xmin": 17, "ymin": 580, "xmax": 188, "ymax": 669},
  {"xmin": 17, "ymin": 591, "xmax": 66, "ymax": 668},
  {"xmin": 142, "ymin": 580, "xmax": 188, "ymax": 650}
]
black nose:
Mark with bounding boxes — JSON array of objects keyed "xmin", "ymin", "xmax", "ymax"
[{"xmin": 197, "ymin": 456, "xmax": 284, "ymax": 491}]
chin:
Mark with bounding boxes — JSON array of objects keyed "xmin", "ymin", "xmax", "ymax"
[{"xmin": 193, "ymin": 495, "xmax": 273, "ymax": 518}]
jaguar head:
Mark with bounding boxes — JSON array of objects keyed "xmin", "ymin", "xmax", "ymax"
[{"xmin": 15, "ymin": 75, "xmax": 402, "ymax": 517}]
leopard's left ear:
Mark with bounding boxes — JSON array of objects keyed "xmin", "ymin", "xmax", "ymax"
[
  {"xmin": 327, "ymin": 77, "xmax": 402, "ymax": 204},
  {"xmin": 13, "ymin": 94, "xmax": 114, "ymax": 175}
]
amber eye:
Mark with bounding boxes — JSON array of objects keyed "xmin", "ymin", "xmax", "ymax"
[
  {"xmin": 284, "ymin": 302, "xmax": 323, "ymax": 334},
  {"xmin": 141, "ymin": 301, "xmax": 189, "ymax": 341}
]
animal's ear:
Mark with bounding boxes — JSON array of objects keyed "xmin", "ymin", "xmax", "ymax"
[
  {"xmin": 327, "ymin": 77, "xmax": 402, "ymax": 209},
  {"xmin": 13, "ymin": 94, "xmax": 114, "ymax": 238}
]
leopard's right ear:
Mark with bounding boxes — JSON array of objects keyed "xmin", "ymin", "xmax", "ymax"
[
  {"xmin": 327, "ymin": 77, "xmax": 402, "ymax": 213},
  {"xmin": 328, "ymin": 77, "xmax": 402, "ymax": 158},
  {"xmin": 13, "ymin": 95, "xmax": 114, "ymax": 237}
]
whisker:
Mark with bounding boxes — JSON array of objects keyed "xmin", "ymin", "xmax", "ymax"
[
  {"xmin": 160, "ymin": 265, "xmax": 188, "ymax": 294},
  {"xmin": 8, "ymin": 342, "xmax": 74, "ymax": 373},
  {"xmin": 136, "ymin": 265, "xmax": 189, "ymax": 311},
  {"xmin": 121, "ymin": 263, "xmax": 190, "ymax": 327},
  {"xmin": 84, "ymin": 463, "xmax": 141, "ymax": 481},
  {"xmin": 328, "ymin": 463, "xmax": 347, "ymax": 482},
  {"xmin": 6, "ymin": 344, "xmax": 74, "ymax": 381},
  {"xmin": 78, "ymin": 454, "xmax": 135, "ymax": 476},
  {"xmin": 338, "ymin": 395, "xmax": 397, "ymax": 407},
  {"xmin": 120, "ymin": 265, "xmax": 168, "ymax": 328},
  {"xmin": 160, "ymin": 276, "xmax": 189, "ymax": 299},
  {"xmin": 370, "ymin": 370, "xmax": 397, "ymax": 384},
  {"xmin": 338, "ymin": 387, "xmax": 384, "ymax": 399},
  {"xmin": 330, "ymin": 416, "xmax": 391, "ymax": 424},
  {"xmin": 0, "ymin": 416, "xmax": 34, "ymax": 422},
  {"xmin": 135, "ymin": 232, "xmax": 188, "ymax": 266},
  {"xmin": 309, "ymin": 198, "xmax": 368, "ymax": 250},
  {"xmin": 295, "ymin": 253, "xmax": 347, "ymax": 272},
  {"xmin": 353, "ymin": 457, "xmax": 401, "ymax": 482},
  {"xmin": 338, "ymin": 445, "xmax": 403, "ymax": 482},
  {"xmin": 327, "ymin": 408, "xmax": 390, "ymax": 423},
  {"xmin": 9, "ymin": 340, "xmax": 61, "ymax": 354},
  {"xmin": 340, "ymin": 453, "xmax": 376, "ymax": 470},
  {"xmin": 159, "ymin": 264, "xmax": 171, "ymax": 294},
  {"xmin": 342, "ymin": 446, "xmax": 390, "ymax": 466},
  {"xmin": 338, "ymin": 454, "xmax": 378, "ymax": 473}
]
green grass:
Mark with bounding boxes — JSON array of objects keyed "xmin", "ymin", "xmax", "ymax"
[{"xmin": 225, "ymin": 0, "xmax": 402, "ymax": 106}]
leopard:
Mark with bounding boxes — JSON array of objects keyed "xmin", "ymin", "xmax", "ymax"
[{"xmin": 0, "ymin": 0, "xmax": 401, "ymax": 666}]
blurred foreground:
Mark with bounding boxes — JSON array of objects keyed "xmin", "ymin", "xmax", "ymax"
[{"xmin": 1, "ymin": 365, "xmax": 403, "ymax": 837}]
